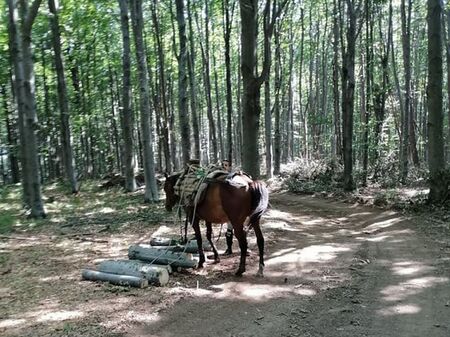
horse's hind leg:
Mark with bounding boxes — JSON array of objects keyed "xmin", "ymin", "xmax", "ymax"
[
  {"xmin": 205, "ymin": 222, "xmax": 220, "ymax": 263},
  {"xmin": 192, "ymin": 218, "xmax": 205, "ymax": 268},
  {"xmin": 253, "ymin": 219, "xmax": 265, "ymax": 277},
  {"xmin": 182, "ymin": 216, "xmax": 189, "ymax": 244},
  {"xmin": 234, "ymin": 226, "xmax": 248, "ymax": 276}
]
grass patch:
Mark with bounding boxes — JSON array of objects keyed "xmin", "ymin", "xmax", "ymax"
[{"xmin": 0, "ymin": 211, "xmax": 16, "ymax": 234}]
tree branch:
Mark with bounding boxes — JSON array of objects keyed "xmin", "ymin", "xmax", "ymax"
[
  {"xmin": 257, "ymin": 0, "xmax": 289, "ymax": 86},
  {"xmin": 23, "ymin": 0, "xmax": 42, "ymax": 34}
]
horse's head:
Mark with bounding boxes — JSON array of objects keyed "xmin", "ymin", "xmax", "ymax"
[{"xmin": 163, "ymin": 172, "xmax": 181, "ymax": 212}]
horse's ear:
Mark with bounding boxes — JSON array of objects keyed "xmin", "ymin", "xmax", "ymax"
[{"xmin": 164, "ymin": 172, "xmax": 169, "ymax": 179}]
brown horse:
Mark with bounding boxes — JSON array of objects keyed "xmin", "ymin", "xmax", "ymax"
[{"xmin": 164, "ymin": 173, "xmax": 269, "ymax": 276}]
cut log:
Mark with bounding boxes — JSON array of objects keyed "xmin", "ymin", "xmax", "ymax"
[
  {"xmin": 97, "ymin": 260, "xmax": 169, "ymax": 286},
  {"xmin": 149, "ymin": 237, "xmax": 180, "ymax": 246},
  {"xmin": 81, "ymin": 269, "xmax": 148, "ymax": 288},
  {"xmin": 186, "ymin": 239, "xmax": 212, "ymax": 252},
  {"xmin": 128, "ymin": 245, "xmax": 197, "ymax": 269}
]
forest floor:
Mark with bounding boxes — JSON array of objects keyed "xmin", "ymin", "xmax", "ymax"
[{"xmin": 1, "ymin": 182, "xmax": 450, "ymax": 337}]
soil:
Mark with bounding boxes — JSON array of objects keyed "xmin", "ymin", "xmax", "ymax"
[{"xmin": 1, "ymin": 191, "xmax": 450, "ymax": 337}]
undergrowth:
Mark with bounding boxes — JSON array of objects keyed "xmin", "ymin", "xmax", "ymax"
[
  {"xmin": 279, "ymin": 158, "xmax": 448, "ymax": 213},
  {"xmin": 0, "ymin": 181, "xmax": 167, "ymax": 235}
]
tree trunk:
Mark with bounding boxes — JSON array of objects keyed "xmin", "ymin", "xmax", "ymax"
[
  {"xmin": 287, "ymin": 24, "xmax": 295, "ymax": 161},
  {"xmin": 175, "ymin": 0, "xmax": 191, "ymax": 165},
  {"xmin": 151, "ymin": 0, "xmax": 172, "ymax": 172},
  {"xmin": 212, "ymin": 52, "xmax": 225, "ymax": 159},
  {"xmin": 7, "ymin": 0, "xmax": 45, "ymax": 217},
  {"xmin": 264, "ymin": 77, "xmax": 272, "ymax": 178},
  {"xmin": 239, "ymin": 0, "xmax": 284, "ymax": 178},
  {"xmin": 197, "ymin": 1, "xmax": 218, "ymax": 163},
  {"xmin": 332, "ymin": 0, "xmax": 341, "ymax": 160},
  {"xmin": 48, "ymin": 0, "xmax": 78, "ymax": 193},
  {"xmin": 400, "ymin": 0, "xmax": 411, "ymax": 182},
  {"xmin": 118, "ymin": 0, "xmax": 136, "ymax": 192},
  {"xmin": 130, "ymin": 0, "xmax": 159, "ymax": 202},
  {"xmin": 341, "ymin": 0, "xmax": 357, "ymax": 191},
  {"xmin": 273, "ymin": 23, "xmax": 281, "ymax": 176},
  {"xmin": 372, "ymin": 0, "xmax": 392, "ymax": 170},
  {"xmin": 299, "ymin": 8, "xmax": 307, "ymax": 159},
  {"xmin": 445, "ymin": 10, "xmax": 450, "ymax": 162},
  {"xmin": 239, "ymin": 0, "xmax": 260, "ymax": 177},
  {"xmin": 361, "ymin": 0, "xmax": 372, "ymax": 186},
  {"xmin": 427, "ymin": 0, "xmax": 448, "ymax": 203},
  {"xmin": 1, "ymin": 84, "xmax": 20, "ymax": 183},
  {"xmin": 223, "ymin": 0, "xmax": 234, "ymax": 164},
  {"xmin": 187, "ymin": 0, "xmax": 200, "ymax": 161}
]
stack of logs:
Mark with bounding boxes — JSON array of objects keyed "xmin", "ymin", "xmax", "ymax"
[{"xmin": 81, "ymin": 237, "xmax": 209, "ymax": 288}]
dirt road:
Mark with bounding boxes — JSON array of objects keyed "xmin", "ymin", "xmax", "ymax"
[
  {"xmin": 2, "ymin": 191, "xmax": 449, "ymax": 337},
  {"xmin": 131, "ymin": 192, "xmax": 450, "ymax": 337}
]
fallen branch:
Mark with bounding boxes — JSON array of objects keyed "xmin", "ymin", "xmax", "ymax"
[
  {"xmin": 72, "ymin": 237, "xmax": 109, "ymax": 243},
  {"xmin": 0, "ymin": 235, "xmax": 39, "ymax": 241},
  {"xmin": 59, "ymin": 226, "xmax": 109, "ymax": 237}
]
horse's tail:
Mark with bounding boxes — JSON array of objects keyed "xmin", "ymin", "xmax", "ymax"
[{"xmin": 249, "ymin": 181, "xmax": 269, "ymax": 224}]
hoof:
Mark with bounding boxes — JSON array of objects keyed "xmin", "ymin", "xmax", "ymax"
[
  {"xmin": 197, "ymin": 262, "xmax": 204, "ymax": 269},
  {"xmin": 235, "ymin": 268, "xmax": 245, "ymax": 277},
  {"xmin": 255, "ymin": 271, "xmax": 264, "ymax": 278},
  {"xmin": 223, "ymin": 249, "xmax": 233, "ymax": 256}
]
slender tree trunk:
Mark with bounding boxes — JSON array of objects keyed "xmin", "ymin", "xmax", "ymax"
[
  {"xmin": 427, "ymin": 0, "xmax": 448, "ymax": 203},
  {"xmin": 287, "ymin": 24, "xmax": 295, "ymax": 161},
  {"xmin": 212, "ymin": 52, "xmax": 225, "ymax": 159},
  {"xmin": 40, "ymin": 47, "xmax": 56, "ymax": 181},
  {"xmin": 175, "ymin": 0, "xmax": 191, "ymax": 165},
  {"xmin": 445, "ymin": 10, "xmax": 450, "ymax": 161},
  {"xmin": 48, "ymin": 0, "xmax": 78, "ymax": 193},
  {"xmin": 7, "ymin": 0, "xmax": 45, "ymax": 217},
  {"xmin": 187, "ymin": 0, "xmax": 200, "ymax": 161},
  {"xmin": 400, "ymin": 0, "xmax": 411, "ymax": 182},
  {"xmin": 299, "ymin": 8, "xmax": 307, "ymax": 159},
  {"xmin": 361, "ymin": 0, "xmax": 372, "ymax": 186},
  {"xmin": 273, "ymin": 24, "xmax": 281, "ymax": 176},
  {"xmin": 264, "ymin": 78, "xmax": 272, "ymax": 178},
  {"xmin": 223, "ymin": 0, "xmax": 234, "ymax": 164},
  {"xmin": 130, "ymin": 0, "xmax": 159, "ymax": 202},
  {"xmin": 151, "ymin": 0, "xmax": 171, "ymax": 172},
  {"xmin": 373, "ymin": 0, "xmax": 392, "ymax": 169},
  {"xmin": 118, "ymin": 0, "xmax": 136, "ymax": 192},
  {"xmin": 1, "ymin": 84, "xmax": 20, "ymax": 183},
  {"xmin": 341, "ymin": 0, "xmax": 358, "ymax": 191},
  {"xmin": 332, "ymin": 0, "xmax": 341, "ymax": 160},
  {"xmin": 197, "ymin": 1, "xmax": 218, "ymax": 163}
]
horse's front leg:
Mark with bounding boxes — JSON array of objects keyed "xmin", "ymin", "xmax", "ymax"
[
  {"xmin": 205, "ymin": 222, "xmax": 220, "ymax": 263},
  {"xmin": 192, "ymin": 217, "xmax": 205, "ymax": 268},
  {"xmin": 233, "ymin": 226, "xmax": 248, "ymax": 276}
]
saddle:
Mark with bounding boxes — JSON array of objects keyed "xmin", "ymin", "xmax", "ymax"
[{"xmin": 174, "ymin": 163, "xmax": 251, "ymax": 208}]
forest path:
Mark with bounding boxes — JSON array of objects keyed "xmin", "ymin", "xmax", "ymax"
[{"xmin": 132, "ymin": 191, "xmax": 450, "ymax": 337}]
